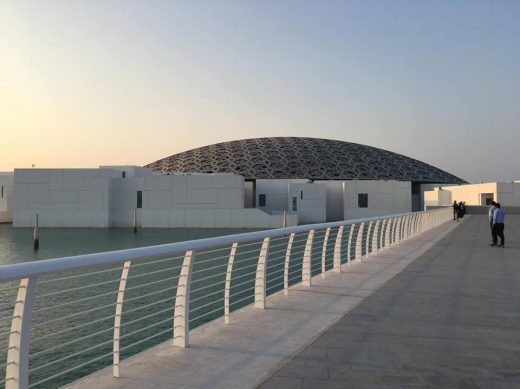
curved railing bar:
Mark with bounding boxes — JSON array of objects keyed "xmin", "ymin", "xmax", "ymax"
[{"xmin": 0, "ymin": 212, "xmax": 433, "ymax": 283}]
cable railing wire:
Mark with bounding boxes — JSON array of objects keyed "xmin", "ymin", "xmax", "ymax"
[
  {"xmin": 31, "ymin": 300, "xmax": 117, "ymax": 328},
  {"xmin": 32, "ymin": 289, "xmax": 118, "ymax": 314},
  {"xmin": 38, "ymin": 265, "xmax": 122, "ymax": 285}
]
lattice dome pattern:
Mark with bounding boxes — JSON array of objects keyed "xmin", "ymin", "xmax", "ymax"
[{"xmin": 145, "ymin": 137, "xmax": 465, "ymax": 183}]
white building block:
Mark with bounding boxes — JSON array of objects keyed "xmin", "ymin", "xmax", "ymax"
[
  {"xmin": 144, "ymin": 175, "xmax": 171, "ymax": 191},
  {"xmin": 200, "ymin": 209, "xmax": 217, "ymax": 228},
  {"xmin": 153, "ymin": 209, "xmax": 169, "ymax": 228},
  {"xmin": 80, "ymin": 191, "xmax": 107, "ymax": 210},
  {"xmin": 231, "ymin": 209, "xmax": 246, "ymax": 228},
  {"xmin": 187, "ymin": 175, "xmax": 213, "ymax": 189},
  {"xmin": 186, "ymin": 189, "xmax": 218, "ymax": 205},
  {"xmin": 185, "ymin": 209, "xmax": 202, "ymax": 227},
  {"xmin": 28, "ymin": 184, "xmax": 49, "ymax": 203},
  {"xmin": 146, "ymin": 190, "xmax": 172, "ymax": 209},
  {"xmin": 63, "ymin": 171, "xmax": 83, "ymax": 190},
  {"xmin": 215, "ymin": 209, "xmax": 232, "ymax": 228},
  {"xmin": 168, "ymin": 209, "xmax": 186, "ymax": 227},
  {"xmin": 140, "ymin": 210, "xmax": 154, "ymax": 227},
  {"xmin": 48, "ymin": 171, "xmax": 64, "ymax": 190},
  {"xmin": 217, "ymin": 189, "xmax": 240, "ymax": 208},
  {"xmin": 91, "ymin": 210, "xmax": 109, "ymax": 227}
]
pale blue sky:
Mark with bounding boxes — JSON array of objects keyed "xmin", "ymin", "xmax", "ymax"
[{"xmin": 1, "ymin": 1, "xmax": 519, "ymax": 182}]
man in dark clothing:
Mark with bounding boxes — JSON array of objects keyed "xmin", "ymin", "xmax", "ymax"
[{"xmin": 452, "ymin": 201, "xmax": 459, "ymax": 221}]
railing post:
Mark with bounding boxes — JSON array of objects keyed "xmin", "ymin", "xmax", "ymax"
[
  {"xmin": 173, "ymin": 250, "xmax": 195, "ymax": 348},
  {"xmin": 321, "ymin": 227, "xmax": 331, "ymax": 278},
  {"xmin": 113, "ymin": 261, "xmax": 131, "ymax": 378},
  {"xmin": 380, "ymin": 219, "xmax": 387, "ymax": 249},
  {"xmin": 385, "ymin": 218, "xmax": 392, "ymax": 247},
  {"xmin": 388, "ymin": 217, "xmax": 396, "ymax": 246},
  {"xmin": 255, "ymin": 237, "xmax": 270, "ymax": 309},
  {"xmin": 372, "ymin": 220, "xmax": 380, "ymax": 254},
  {"xmin": 365, "ymin": 221, "xmax": 373, "ymax": 257},
  {"xmin": 394, "ymin": 218, "xmax": 401, "ymax": 244},
  {"xmin": 355, "ymin": 223, "xmax": 364, "ymax": 262},
  {"xmin": 6, "ymin": 277, "xmax": 37, "ymax": 389},
  {"xmin": 284, "ymin": 233, "xmax": 295, "ymax": 295},
  {"xmin": 410, "ymin": 214, "xmax": 416, "ymax": 237},
  {"xmin": 346, "ymin": 224, "xmax": 355, "ymax": 265},
  {"xmin": 333, "ymin": 225, "xmax": 344, "ymax": 272},
  {"xmin": 302, "ymin": 230, "xmax": 315, "ymax": 287},
  {"xmin": 224, "ymin": 243, "xmax": 238, "ymax": 324}
]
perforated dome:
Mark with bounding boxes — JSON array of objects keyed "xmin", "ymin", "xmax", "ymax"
[{"xmin": 145, "ymin": 137, "xmax": 464, "ymax": 183}]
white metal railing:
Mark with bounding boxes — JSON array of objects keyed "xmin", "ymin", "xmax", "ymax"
[{"xmin": 0, "ymin": 207, "xmax": 452, "ymax": 388}]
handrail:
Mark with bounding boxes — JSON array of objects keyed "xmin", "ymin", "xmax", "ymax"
[
  {"xmin": 0, "ymin": 212, "xmax": 419, "ymax": 283},
  {"xmin": 0, "ymin": 207, "xmax": 452, "ymax": 389}
]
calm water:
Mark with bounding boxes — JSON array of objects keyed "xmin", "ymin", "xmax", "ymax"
[{"xmin": 0, "ymin": 224, "xmax": 254, "ymax": 266}]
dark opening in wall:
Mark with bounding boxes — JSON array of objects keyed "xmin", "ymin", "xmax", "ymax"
[
  {"xmin": 259, "ymin": 194, "xmax": 266, "ymax": 207},
  {"xmin": 358, "ymin": 193, "xmax": 368, "ymax": 208},
  {"xmin": 137, "ymin": 191, "xmax": 143, "ymax": 208}
]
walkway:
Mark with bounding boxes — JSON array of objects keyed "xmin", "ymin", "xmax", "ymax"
[
  {"xmin": 261, "ymin": 215, "xmax": 520, "ymax": 388},
  {"xmin": 68, "ymin": 216, "xmax": 496, "ymax": 389}
]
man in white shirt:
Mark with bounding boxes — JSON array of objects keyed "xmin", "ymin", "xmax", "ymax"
[
  {"xmin": 491, "ymin": 203, "xmax": 505, "ymax": 247},
  {"xmin": 488, "ymin": 201, "xmax": 497, "ymax": 243}
]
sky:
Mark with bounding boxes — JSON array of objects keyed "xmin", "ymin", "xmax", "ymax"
[{"xmin": 1, "ymin": 1, "xmax": 519, "ymax": 183}]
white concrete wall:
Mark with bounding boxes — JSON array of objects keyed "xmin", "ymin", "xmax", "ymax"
[
  {"xmin": 343, "ymin": 180, "xmax": 411, "ymax": 220},
  {"xmin": 424, "ymin": 188, "xmax": 452, "ymax": 208},
  {"xmin": 288, "ymin": 183, "xmax": 327, "ymax": 224},
  {"xmin": 256, "ymin": 179, "xmax": 307, "ymax": 214},
  {"xmin": 13, "ymin": 169, "xmax": 115, "ymax": 227},
  {"xmin": 423, "ymin": 182, "xmax": 520, "ymax": 207},
  {"xmin": 12, "ymin": 168, "xmax": 292, "ymax": 228},
  {"xmin": 112, "ymin": 173, "xmax": 247, "ymax": 227},
  {"xmin": 138, "ymin": 208, "xmax": 297, "ymax": 228},
  {"xmin": 0, "ymin": 172, "xmax": 14, "ymax": 223}
]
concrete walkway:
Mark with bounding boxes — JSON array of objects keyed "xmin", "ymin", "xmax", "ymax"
[
  {"xmin": 261, "ymin": 215, "xmax": 520, "ymax": 388},
  {"xmin": 68, "ymin": 218, "xmax": 462, "ymax": 389}
]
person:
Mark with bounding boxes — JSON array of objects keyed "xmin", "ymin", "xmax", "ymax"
[
  {"xmin": 458, "ymin": 201, "xmax": 464, "ymax": 218},
  {"xmin": 491, "ymin": 203, "xmax": 505, "ymax": 247},
  {"xmin": 453, "ymin": 200, "xmax": 459, "ymax": 221},
  {"xmin": 488, "ymin": 201, "xmax": 497, "ymax": 242}
]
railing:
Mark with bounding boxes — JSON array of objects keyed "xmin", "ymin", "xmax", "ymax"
[{"xmin": 0, "ymin": 207, "xmax": 451, "ymax": 388}]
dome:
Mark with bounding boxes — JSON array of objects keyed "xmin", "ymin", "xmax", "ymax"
[{"xmin": 145, "ymin": 137, "xmax": 465, "ymax": 183}]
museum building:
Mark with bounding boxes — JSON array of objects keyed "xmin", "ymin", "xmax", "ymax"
[{"xmin": 2, "ymin": 137, "xmax": 467, "ymax": 228}]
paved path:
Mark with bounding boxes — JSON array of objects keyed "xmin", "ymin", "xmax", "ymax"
[
  {"xmin": 260, "ymin": 215, "xmax": 520, "ymax": 389},
  {"xmin": 68, "ymin": 218, "xmax": 460, "ymax": 389}
]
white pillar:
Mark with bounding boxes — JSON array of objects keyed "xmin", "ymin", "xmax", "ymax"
[
  {"xmin": 321, "ymin": 227, "xmax": 331, "ymax": 278},
  {"xmin": 347, "ymin": 224, "xmax": 355, "ymax": 265},
  {"xmin": 255, "ymin": 237, "xmax": 270, "ymax": 309},
  {"xmin": 284, "ymin": 233, "xmax": 295, "ymax": 295},
  {"xmin": 6, "ymin": 277, "xmax": 38, "ymax": 389},
  {"xmin": 302, "ymin": 230, "xmax": 315, "ymax": 287},
  {"xmin": 333, "ymin": 225, "xmax": 344, "ymax": 272},
  {"xmin": 173, "ymin": 250, "xmax": 195, "ymax": 348},
  {"xmin": 224, "ymin": 243, "xmax": 238, "ymax": 324},
  {"xmin": 113, "ymin": 261, "xmax": 131, "ymax": 378}
]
